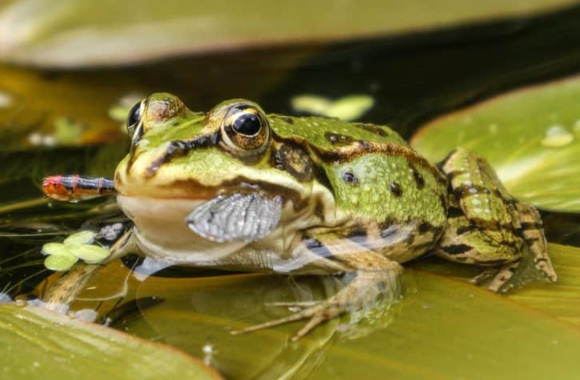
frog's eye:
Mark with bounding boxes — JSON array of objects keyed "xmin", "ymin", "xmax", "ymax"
[
  {"xmin": 126, "ymin": 100, "xmax": 145, "ymax": 136},
  {"xmin": 220, "ymin": 105, "xmax": 270, "ymax": 155}
]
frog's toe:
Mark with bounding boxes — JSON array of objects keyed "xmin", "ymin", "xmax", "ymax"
[{"xmin": 231, "ymin": 302, "xmax": 340, "ymax": 341}]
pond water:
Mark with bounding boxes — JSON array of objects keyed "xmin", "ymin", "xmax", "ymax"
[{"xmin": 1, "ymin": 4, "xmax": 580, "ymax": 380}]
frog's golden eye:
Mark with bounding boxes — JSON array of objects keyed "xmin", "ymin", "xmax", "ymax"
[
  {"xmin": 220, "ymin": 105, "xmax": 270, "ymax": 155},
  {"xmin": 126, "ymin": 100, "xmax": 145, "ymax": 136}
]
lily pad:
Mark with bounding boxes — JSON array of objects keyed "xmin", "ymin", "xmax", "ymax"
[
  {"xmin": 0, "ymin": 303, "xmax": 223, "ymax": 380},
  {"xmin": 0, "ymin": 0, "xmax": 577, "ymax": 67},
  {"xmin": 412, "ymin": 243, "xmax": 580, "ymax": 325},
  {"xmin": 411, "ymin": 75, "xmax": 580, "ymax": 212},
  {"xmin": 62, "ymin": 245, "xmax": 580, "ymax": 380}
]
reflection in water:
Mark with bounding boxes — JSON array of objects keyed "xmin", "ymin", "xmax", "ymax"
[
  {"xmin": 127, "ymin": 267, "xmax": 408, "ymax": 380},
  {"xmin": 26, "ymin": 253, "xmax": 409, "ymax": 380}
]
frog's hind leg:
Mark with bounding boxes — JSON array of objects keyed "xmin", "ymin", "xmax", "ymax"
[
  {"xmin": 435, "ymin": 148, "xmax": 556, "ymax": 291},
  {"xmin": 232, "ymin": 236, "xmax": 403, "ymax": 341},
  {"xmin": 514, "ymin": 202, "xmax": 557, "ymax": 282}
]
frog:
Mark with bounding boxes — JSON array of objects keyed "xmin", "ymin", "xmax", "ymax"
[{"xmin": 42, "ymin": 93, "xmax": 557, "ymax": 341}]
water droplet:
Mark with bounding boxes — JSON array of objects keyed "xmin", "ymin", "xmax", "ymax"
[{"xmin": 541, "ymin": 124, "xmax": 573, "ymax": 148}]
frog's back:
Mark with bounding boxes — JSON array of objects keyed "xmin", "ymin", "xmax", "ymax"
[
  {"xmin": 270, "ymin": 115, "xmax": 448, "ymax": 262},
  {"xmin": 270, "ymin": 115, "xmax": 408, "ymax": 148}
]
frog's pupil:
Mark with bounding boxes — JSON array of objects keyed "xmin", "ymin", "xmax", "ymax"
[{"xmin": 233, "ymin": 113, "xmax": 261, "ymax": 135}]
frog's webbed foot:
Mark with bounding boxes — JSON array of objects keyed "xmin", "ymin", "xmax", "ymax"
[{"xmin": 469, "ymin": 262, "xmax": 521, "ymax": 292}]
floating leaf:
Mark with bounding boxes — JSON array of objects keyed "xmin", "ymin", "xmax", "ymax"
[
  {"xmin": 291, "ymin": 95, "xmax": 332, "ymax": 115},
  {"xmin": 71, "ymin": 244, "xmax": 110, "ymax": 264},
  {"xmin": 0, "ymin": 303, "xmax": 224, "ymax": 380},
  {"xmin": 411, "ymin": 75, "xmax": 580, "ymax": 212},
  {"xmin": 410, "ymin": 242, "xmax": 580, "ymax": 330},
  {"xmin": 41, "ymin": 242, "xmax": 72, "ymax": 256},
  {"xmin": 63, "ymin": 230, "xmax": 95, "ymax": 246},
  {"xmin": 1, "ymin": 0, "xmax": 576, "ymax": 67},
  {"xmin": 325, "ymin": 95, "xmax": 375, "ymax": 121},
  {"xmin": 291, "ymin": 94, "xmax": 374, "ymax": 121},
  {"xmin": 63, "ymin": 243, "xmax": 580, "ymax": 380},
  {"xmin": 44, "ymin": 253, "xmax": 78, "ymax": 271}
]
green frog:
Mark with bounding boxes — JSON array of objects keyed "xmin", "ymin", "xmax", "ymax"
[{"xmin": 43, "ymin": 93, "xmax": 557, "ymax": 341}]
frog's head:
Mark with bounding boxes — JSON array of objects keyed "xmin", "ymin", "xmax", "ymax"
[
  {"xmin": 116, "ymin": 93, "xmax": 311, "ymax": 199},
  {"xmin": 115, "ymin": 93, "xmax": 334, "ymax": 249}
]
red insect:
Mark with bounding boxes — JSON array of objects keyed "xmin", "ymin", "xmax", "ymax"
[{"xmin": 42, "ymin": 175, "xmax": 116, "ymax": 202}]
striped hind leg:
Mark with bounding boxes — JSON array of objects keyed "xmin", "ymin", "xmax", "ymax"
[{"xmin": 435, "ymin": 148, "xmax": 556, "ymax": 292}]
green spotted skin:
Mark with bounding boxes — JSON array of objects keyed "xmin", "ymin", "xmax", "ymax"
[
  {"xmin": 269, "ymin": 114, "xmax": 448, "ymax": 228},
  {"xmin": 436, "ymin": 148, "xmax": 524, "ymax": 264}
]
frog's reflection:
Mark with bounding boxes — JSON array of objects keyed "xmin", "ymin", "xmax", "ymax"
[{"xmin": 109, "ymin": 265, "xmax": 413, "ymax": 380}]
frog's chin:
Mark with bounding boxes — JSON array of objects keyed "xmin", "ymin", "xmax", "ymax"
[{"xmin": 117, "ymin": 195, "xmax": 245, "ymax": 263}]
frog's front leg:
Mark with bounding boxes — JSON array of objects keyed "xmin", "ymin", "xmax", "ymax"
[
  {"xmin": 436, "ymin": 148, "xmax": 556, "ymax": 291},
  {"xmin": 232, "ymin": 236, "xmax": 403, "ymax": 342}
]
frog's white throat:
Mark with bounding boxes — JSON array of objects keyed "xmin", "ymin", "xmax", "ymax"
[{"xmin": 117, "ymin": 195, "xmax": 248, "ymax": 263}]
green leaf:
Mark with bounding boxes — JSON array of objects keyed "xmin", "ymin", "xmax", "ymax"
[
  {"xmin": 44, "ymin": 253, "xmax": 78, "ymax": 271},
  {"xmin": 85, "ymin": 250, "xmax": 580, "ymax": 380},
  {"xmin": 41, "ymin": 242, "xmax": 71, "ymax": 256},
  {"xmin": 71, "ymin": 244, "xmax": 110, "ymax": 264},
  {"xmin": 0, "ymin": 303, "xmax": 224, "ymax": 380},
  {"xmin": 411, "ymin": 75, "xmax": 580, "ymax": 212},
  {"xmin": 503, "ymin": 243, "xmax": 580, "ymax": 326},
  {"xmin": 291, "ymin": 94, "xmax": 375, "ymax": 121},
  {"xmin": 0, "ymin": 0, "xmax": 576, "ymax": 67},
  {"xmin": 325, "ymin": 95, "xmax": 375, "ymax": 121},
  {"xmin": 291, "ymin": 95, "xmax": 332, "ymax": 115},
  {"xmin": 63, "ymin": 230, "xmax": 95, "ymax": 246}
]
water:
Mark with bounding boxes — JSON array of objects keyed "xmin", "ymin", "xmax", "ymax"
[{"xmin": 1, "ymin": 4, "xmax": 580, "ymax": 380}]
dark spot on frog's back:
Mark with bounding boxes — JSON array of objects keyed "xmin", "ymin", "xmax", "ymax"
[
  {"xmin": 325, "ymin": 132, "xmax": 354, "ymax": 146},
  {"xmin": 409, "ymin": 164, "xmax": 425, "ymax": 189},
  {"xmin": 388, "ymin": 182, "xmax": 402, "ymax": 197}
]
